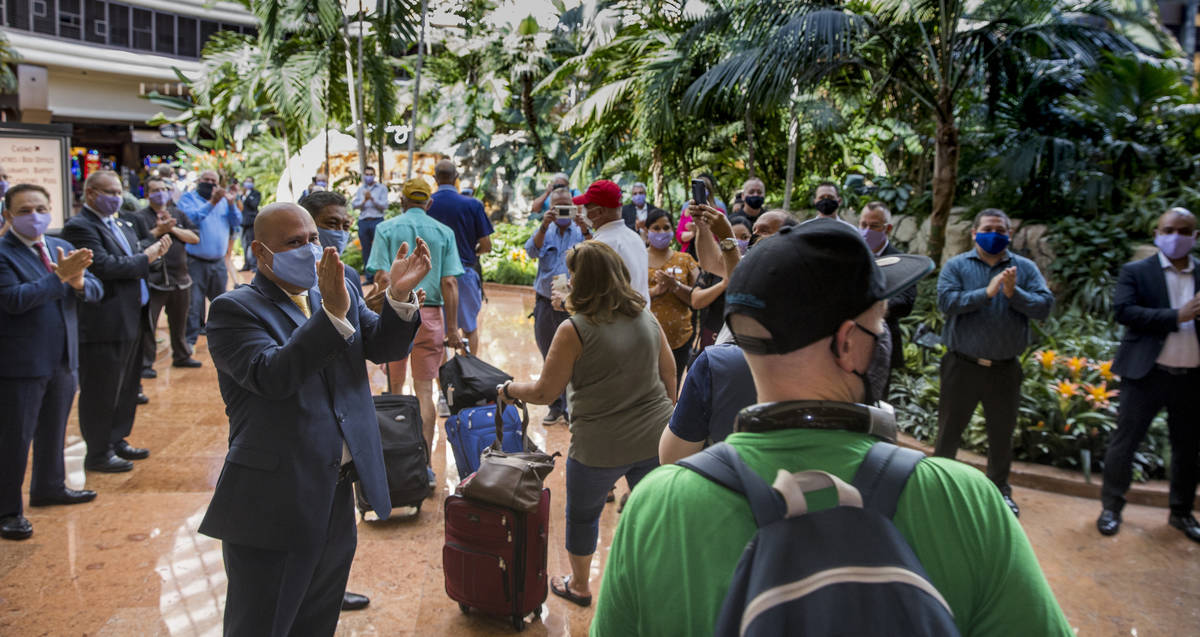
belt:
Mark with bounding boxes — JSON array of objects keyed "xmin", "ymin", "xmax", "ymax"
[
  {"xmin": 188, "ymin": 254, "xmax": 223, "ymax": 264},
  {"xmin": 337, "ymin": 461, "xmax": 357, "ymax": 483},
  {"xmin": 952, "ymin": 351, "xmax": 1015, "ymax": 368},
  {"xmin": 1155, "ymin": 363, "xmax": 1199, "ymax": 376}
]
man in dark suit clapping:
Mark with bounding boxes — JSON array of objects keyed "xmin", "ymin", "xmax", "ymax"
[
  {"xmin": 1098, "ymin": 207, "xmax": 1200, "ymax": 542},
  {"xmin": 0, "ymin": 184, "xmax": 104, "ymax": 540},
  {"xmin": 62, "ymin": 170, "xmax": 171, "ymax": 473},
  {"xmin": 200, "ymin": 202, "xmax": 428, "ymax": 635},
  {"xmin": 857, "ymin": 201, "xmax": 917, "ymax": 397}
]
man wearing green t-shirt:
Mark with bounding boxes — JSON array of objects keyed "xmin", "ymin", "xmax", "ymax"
[
  {"xmin": 367, "ymin": 178, "xmax": 463, "ymax": 485},
  {"xmin": 591, "ymin": 219, "xmax": 1072, "ymax": 637}
]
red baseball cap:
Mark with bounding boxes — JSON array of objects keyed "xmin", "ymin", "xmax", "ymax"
[{"xmin": 573, "ymin": 180, "xmax": 622, "ymax": 208}]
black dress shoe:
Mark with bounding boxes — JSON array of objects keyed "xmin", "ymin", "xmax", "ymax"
[
  {"xmin": 0, "ymin": 515, "xmax": 32, "ymax": 540},
  {"xmin": 1168, "ymin": 513, "xmax": 1200, "ymax": 543},
  {"xmin": 136, "ymin": 393, "xmax": 150, "ymax": 405},
  {"xmin": 29, "ymin": 487, "xmax": 97, "ymax": 507},
  {"xmin": 341, "ymin": 591, "xmax": 370, "ymax": 611},
  {"xmin": 114, "ymin": 441, "xmax": 150, "ymax": 460},
  {"xmin": 84, "ymin": 454, "xmax": 133, "ymax": 473},
  {"xmin": 1097, "ymin": 509, "xmax": 1121, "ymax": 536},
  {"xmin": 173, "ymin": 358, "xmax": 203, "ymax": 368},
  {"xmin": 141, "ymin": 367, "xmax": 157, "ymax": 379}
]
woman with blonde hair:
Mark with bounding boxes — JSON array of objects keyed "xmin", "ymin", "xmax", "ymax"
[{"xmin": 499, "ymin": 240, "xmax": 675, "ymax": 607}]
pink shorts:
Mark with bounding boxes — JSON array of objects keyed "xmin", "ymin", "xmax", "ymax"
[{"xmin": 389, "ymin": 306, "xmax": 445, "ymax": 386}]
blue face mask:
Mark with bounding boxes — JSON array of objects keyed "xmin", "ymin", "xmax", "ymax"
[
  {"xmin": 363, "ymin": 175, "xmax": 375, "ymax": 185},
  {"xmin": 264, "ymin": 243, "xmax": 320, "ymax": 289},
  {"xmin": 974, "ymin": 231, "xmax": 1010, "ymax": 255},
  {"xmin": 319, "ymin": 228, "xmax": 349, "ymax": 254}
]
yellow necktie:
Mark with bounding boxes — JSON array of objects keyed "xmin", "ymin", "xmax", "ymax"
[{"xmin": 289, "ymin": 294, "xmax": 311, "ymax": 318}]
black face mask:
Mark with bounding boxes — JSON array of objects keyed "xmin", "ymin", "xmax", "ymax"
[
  {"xmin": 745, "ymin": 195, "xmax": 765, "ymax": 210},
  {"xmin": 196, "ymin": 182, "xmax": 215, "ymax": 200},
  {"xmin": 832, "ymin": 323, "xmax": 892, "ymax": 405},
  {"xmin": 814, "ymin": 198, "xmax": 839, "ymax": 216}
]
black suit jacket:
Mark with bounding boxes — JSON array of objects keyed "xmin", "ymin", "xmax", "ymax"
[
  {"xmin": 1113, "ymin": 254, "xmax": 1200, "ymax": 380},
  {"xmin": 621, "ymin": 203, "xmax": 662, "ymax": 231},
  {"xmin": 881, "ymin": 243, "xmax": 918, "ymax": 369},
  {"xmin": 61, "ymin": 207, "xmax": 151, "ymax": 343}
]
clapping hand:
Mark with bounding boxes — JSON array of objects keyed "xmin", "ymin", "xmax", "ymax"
[
  {"xmin": 209, "ymin": 186, "xmax": 227, "ymax": 205},
  {"xmin": 651, "ymin": 270, "xmax": 675, "ymax": 297},
  {"xmin": 387, "ymin": 238, "xmax": 433, "ymax": 302},
  {"xmin": 143, "ymin": 235, "xmax": 172, "ymax": 262},
  {"xmin": 54, "ymin": 247, "xmax": 93, "ymax": 290},
  {"xmin": 153, "ymin": 216, "xmax": 176, "ymax": 237},
  {"xmin": 318, "ymin": 246, "xmax": 351, "ymax": 320},
  {"xmin": 1181, "ymin": 293, "xmax": 1200, "ymax": 323},
  {"xmin": 1001, "ymin": 267, "xmax": 1017, "ymax": 297}
]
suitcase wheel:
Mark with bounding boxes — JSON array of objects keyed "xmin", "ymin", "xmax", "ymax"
[
  {"xmin": 512, "ymin": 616, "xmax": 525, "ymax": 631},
  {"xmin": 458, "ymin": 603, "xmax": 470, "ymax": 615}
]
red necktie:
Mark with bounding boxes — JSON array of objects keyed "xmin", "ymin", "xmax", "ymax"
[{"xmin": 32, "ymin": 242, "xmax": 54, "ymax": 274}]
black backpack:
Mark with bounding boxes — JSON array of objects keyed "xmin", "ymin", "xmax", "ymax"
[{"xmin": 679, "ymin": 442, "xmax": 961, "ymax": 637}]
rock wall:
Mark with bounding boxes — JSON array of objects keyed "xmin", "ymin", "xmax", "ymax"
[{"xmin": 888, "ymin": 208, "xmax": 1056, "ymax": 274}]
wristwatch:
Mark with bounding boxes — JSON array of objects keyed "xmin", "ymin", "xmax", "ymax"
[{"xmin": 719, "ymin": 237, "xmax": 737, "ymax": 252}]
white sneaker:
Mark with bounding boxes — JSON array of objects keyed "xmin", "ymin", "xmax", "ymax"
[{"xmin": 437, "ymin": 396, "xmax": 450, "ymax": 418}]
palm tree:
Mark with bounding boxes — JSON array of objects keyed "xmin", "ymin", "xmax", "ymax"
[{"xmin": 684, "ymin": 0, "xmax": 1146, "ymax": 262}]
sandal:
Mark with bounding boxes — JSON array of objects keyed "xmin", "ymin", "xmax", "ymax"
[{"xmin": 550, "ymin": 575, "xmax": 592, "ymax": 607}]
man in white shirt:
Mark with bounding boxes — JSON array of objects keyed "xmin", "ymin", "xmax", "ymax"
[
  {"xmin": 1099, "ymin": 207, "xmax": 1200, "ymax": 542},
  {"xmin": 574, "ymin": 180, "xmax": 650, "ymax": 302}
]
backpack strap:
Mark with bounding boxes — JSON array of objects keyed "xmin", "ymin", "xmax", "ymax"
[
  {"xmin": 850, "ymin": 441, "xmax": 925, "ymax": 519},
  {"xmin": 678, "ymin": 443, "xmax": 786, "ymax": 528}
]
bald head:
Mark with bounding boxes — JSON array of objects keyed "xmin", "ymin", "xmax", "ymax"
[
  {"xmin": 254, "ymin": 202, "xmax": 317, "ymax": 246},
  {"xmin": 434, "ymin": 159, "xmax": 458, "ymax": 185},
  {"xmin": 198, "ymin": 170, "xmax": 220, "ymax": 185},
  {"xmin": 753, "ymin": 211, "xmax": 791, "ymax": 239},
  {"xmin": 1161, "ymin": 207, "xmax": 1195, "ymax": 227}
]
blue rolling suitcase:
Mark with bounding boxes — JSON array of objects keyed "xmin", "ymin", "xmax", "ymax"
[{"xmin": 446, "ymin": 402, "xmax": 530, "ymax": 481}]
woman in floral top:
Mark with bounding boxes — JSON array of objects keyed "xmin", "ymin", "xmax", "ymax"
[{"xmin": 646, "ymin": 208, "xmax": 700, "ymax": 389}]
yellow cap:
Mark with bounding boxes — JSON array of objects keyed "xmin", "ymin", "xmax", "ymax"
[{"xmin": 402, "ymin": 177, "xmax": 432, "ymax": 203}]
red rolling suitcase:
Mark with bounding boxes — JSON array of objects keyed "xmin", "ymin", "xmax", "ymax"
[{"xmin": 444, "ymin": 489, "xmax": 550, "ymax": 631}]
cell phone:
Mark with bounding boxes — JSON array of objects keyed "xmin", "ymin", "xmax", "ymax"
[{"xmin": 691, "ymin": 179, "xmax": 707, "ymax": 205}]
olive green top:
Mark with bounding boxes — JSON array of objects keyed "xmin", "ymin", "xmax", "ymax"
[{"xmin": 566, "ymin": 309, "xmax": 674, "ymax": 467}]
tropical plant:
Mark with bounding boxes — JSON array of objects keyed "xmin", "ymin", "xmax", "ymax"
[
  {"xmin": 682, "ymin": 0, "xmax": 1150, "ymax": 262},
  {"xmin": 0, "ymin": 31, "xmax": 19, "ymax": 94}
]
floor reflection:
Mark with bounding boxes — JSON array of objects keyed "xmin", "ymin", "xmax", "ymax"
[
  {"xmin": 2, "ymin": 286, "xmax": 1197, "ymax": 636},
  {"xmin": 157, "ymin": 509, "xmax": 224, "ymax": 637}
]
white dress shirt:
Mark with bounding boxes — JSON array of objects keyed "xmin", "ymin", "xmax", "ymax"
[
  {"xmin": 1156, "ymin": 251, "xmax": 1200, "ymax": 368},
  {"xmin": 593, "ymin": 218, "xmax": 650, "ymax": 302}
]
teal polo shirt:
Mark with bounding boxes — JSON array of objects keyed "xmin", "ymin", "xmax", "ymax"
[{"xmin": 365, "ymin": 207, "xmax": 464, "ymax": 306}]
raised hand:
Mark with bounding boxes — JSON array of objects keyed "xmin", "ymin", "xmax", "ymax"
[
  {"xmin": 55, "ymin": 246, "xmax": 93, "ymax": 289},
  {"xmin": 209, "ymin": 186, "xmax": 227, "ymax": 204},
  {"xmin": 388, "ymin": 238, "xmax": 433, "ymax": 301},
  {"xmin": 318, "ymin": 246, "xmax": 350, "ymax": 320}
]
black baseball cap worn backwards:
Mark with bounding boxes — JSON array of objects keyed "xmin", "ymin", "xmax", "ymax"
[{"xmin": 725, "ymin": 217, "xmax": 933, "ymax": 355}]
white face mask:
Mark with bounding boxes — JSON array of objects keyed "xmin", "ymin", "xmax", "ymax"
[{"xmin": 578, "ymin": 207, "xmax": 595, "ymax": 229}]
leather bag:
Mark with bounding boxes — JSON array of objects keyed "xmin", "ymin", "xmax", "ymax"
[{"xmin": 460, "ymin": 400, "xmax": 558, "ymax": 512}]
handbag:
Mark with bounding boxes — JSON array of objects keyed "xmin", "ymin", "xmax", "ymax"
[
  {"xmin": 460, "ymin": 399, "xmax": 558, "ymax": 512},
  {"xmin": 439, "ymin": 350, "xmax": 513, "ymax": 414}
]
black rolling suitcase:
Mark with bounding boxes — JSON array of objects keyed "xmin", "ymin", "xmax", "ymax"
[{"xmin": 354, "ymin": 393, "xmax": 431, "ymax": 519}]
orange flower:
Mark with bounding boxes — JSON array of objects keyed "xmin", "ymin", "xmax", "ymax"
[
  {"xmin": 1082, "ymin": 382, "xmax": 1119, "ymax": 408},
  {"xmin": 1096, "ymin": 360, "xmax": 1115, "ymax": 381},
  {"xmin": 1054, "ymin": 380, "xmax": 1079, "ymax": 398},
  {"xmin": 1035, "ymin": 350, "xmax": 1057, "ymax": 371},
  {"xmin": 1065, "ymin": 356, "xmax": 1087, "ymax": 378}
]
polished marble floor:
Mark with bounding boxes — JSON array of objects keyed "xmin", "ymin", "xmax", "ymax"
[{"xmin": 2, "ymin": 286, "xmax": 1198, "ymax": 636}]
